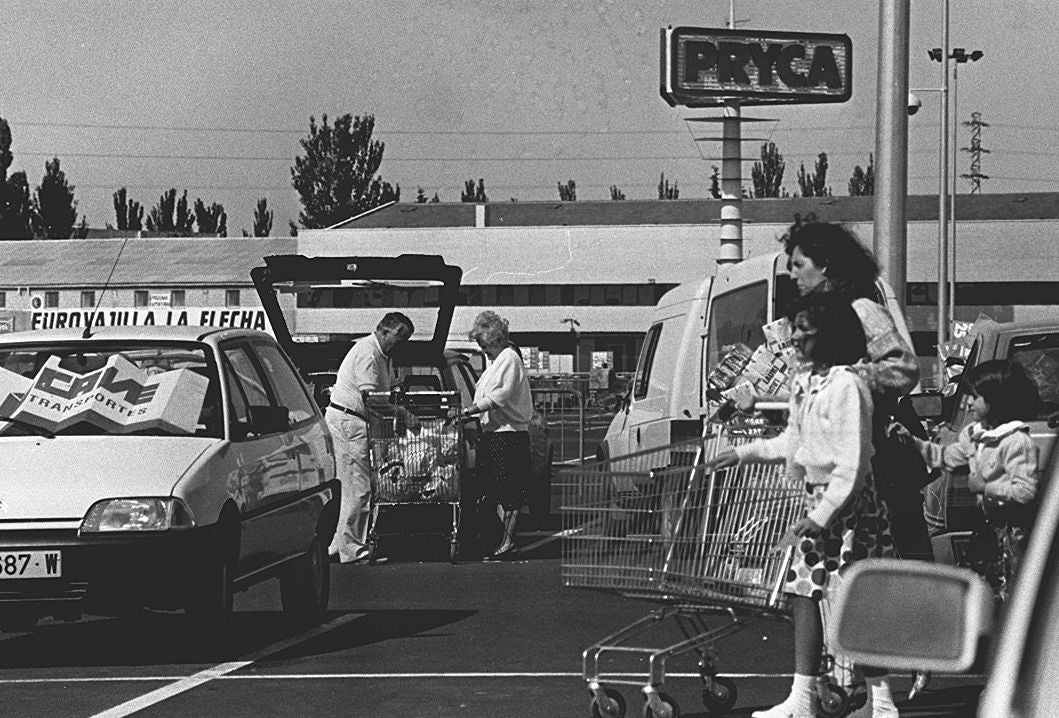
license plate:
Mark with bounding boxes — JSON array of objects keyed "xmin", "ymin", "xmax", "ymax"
[{"xmin": 0, "ymin": 551, "xmax": 62, "ymax": 579}]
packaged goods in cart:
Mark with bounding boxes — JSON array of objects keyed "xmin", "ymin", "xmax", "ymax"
[
  {"xmin": 376, "ymin": 420, "xmax": 459, "ymax": 500},
  {"xmin": 762, "ymin": 317, "xmax": 795, "ymax": 357},
  {"xmin": 706, "ymin": 343, "xmax": 754, "ymax": 394},
  {"xmin": 715, "ymin": 319, "xmax": 799, "ymax": 404}
]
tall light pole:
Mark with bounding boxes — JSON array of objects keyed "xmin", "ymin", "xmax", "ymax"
[
  {"xmin": 927, "ymin": 0, "xmax": 950, "ymax": 383},
  {"xmin": 873, "ymin": 0, "xmax": 911, "ymax": 315},
  {"xmin": 947, "ymin": 48, "xmax": 984, "ymax": 331}
]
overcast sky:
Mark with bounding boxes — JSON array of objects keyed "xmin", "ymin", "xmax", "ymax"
[{"xmin": 3, "ymin": 0, "xmax": 1056, "ymax": 234}]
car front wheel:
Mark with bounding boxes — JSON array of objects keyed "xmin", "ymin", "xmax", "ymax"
[
  {"xmin": 280, "ymin": 535, "xmax": 330, "ymax": 626},
  {"xmin": 186, "ymin": 552, "xmax": 234, "ymax": 633}
]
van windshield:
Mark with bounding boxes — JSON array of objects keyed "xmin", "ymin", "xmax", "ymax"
[{"xmin": 0, "ymin": 343, "xmax": 221, "ymax": 438}]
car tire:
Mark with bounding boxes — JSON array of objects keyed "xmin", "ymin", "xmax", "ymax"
[
  {"xmin": 280, "ymin": 535, "xmax": 330, "ymax": 626},
  {"xmin": 186, "ymin": 522, "xmax": 237, "ymax": 634},
  {"xmin": 186, "ymin": 553, "xmax": 234, "ymax": 634}
]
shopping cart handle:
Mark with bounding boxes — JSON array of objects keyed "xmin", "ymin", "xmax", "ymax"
[{"xmin": 754, "ymin": 401, "xmax": 788, "ymax": 412}]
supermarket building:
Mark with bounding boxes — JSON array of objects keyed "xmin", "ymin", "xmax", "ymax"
[{"xmin": 1, "ymin": 193, "xmax": 1058, "ymax": 385}]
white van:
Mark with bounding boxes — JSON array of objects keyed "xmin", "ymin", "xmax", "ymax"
[{"xmin": 598, "ymin": 250, "xmax": 909, "ymax": 460}]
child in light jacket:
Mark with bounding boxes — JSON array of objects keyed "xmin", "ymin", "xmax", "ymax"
[{"xmin": 907, "ymin": 359, "xmax": 1041, "ymax": 600}]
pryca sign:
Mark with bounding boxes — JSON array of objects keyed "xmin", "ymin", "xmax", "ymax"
[{"xmin": 661, "ymin": 27, "xmax": 852, "ymax": 106}]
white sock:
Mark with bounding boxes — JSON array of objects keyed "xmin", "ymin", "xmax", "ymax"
[{"xmin": 751, "ymin": 673, "xmax": 815, "ymax": 718}]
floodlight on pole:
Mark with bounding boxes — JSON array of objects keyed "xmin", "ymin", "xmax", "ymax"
[{"xmin": 930, "ymin": 39, "xmax": 984, "ymax": 363}]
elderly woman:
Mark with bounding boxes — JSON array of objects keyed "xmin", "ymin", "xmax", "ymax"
[{"xmin": 463, "ymin": 310, "xmax": 534, "ymax": 559}]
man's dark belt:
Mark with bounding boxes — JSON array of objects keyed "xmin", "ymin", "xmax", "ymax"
[{"xmin": 328, "ymin": 402, "xmax": 369, "ymax": 421}]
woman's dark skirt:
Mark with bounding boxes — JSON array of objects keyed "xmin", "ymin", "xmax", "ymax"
[{"xmin": 479, "ymin": 430, "xmax": 532, "ymax": 511}]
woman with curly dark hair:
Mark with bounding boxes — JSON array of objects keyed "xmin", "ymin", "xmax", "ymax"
[{"xmin": 782, "ymin": 219, "xmax": 927, "ymax": 561}]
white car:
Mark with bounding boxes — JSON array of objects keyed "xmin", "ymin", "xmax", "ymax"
[{"xmin": 0, "ymin": 325, "xmax": 338, "ymax": 632}]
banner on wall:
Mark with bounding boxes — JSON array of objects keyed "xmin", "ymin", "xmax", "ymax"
[
  {"xmin": 0, "ymin": 355, "xmax": 208, "ymax": 435},
  {"xmin": 30, "ymin": 307, "xmax": 272, "ymax": 335}
]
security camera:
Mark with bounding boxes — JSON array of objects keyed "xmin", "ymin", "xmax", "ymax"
[{"xmin": 907, "ymin": 92, "xmax": 922, "ymax": 116}]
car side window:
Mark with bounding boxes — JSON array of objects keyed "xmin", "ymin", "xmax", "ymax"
[
  {"xmin": 1008, "ymin": 332, "xmax": 1059, "ymax": 421},
  {"xmin": 455, "ymin": 362, "xmax": 478, "ymax": 408},
  {"xmin": 252, "ymin": 342, "xmax": 316, "ymax": 424},
  {"xmin": 223, "ymin": 345, "xmax": 270, "ymax": 432}
]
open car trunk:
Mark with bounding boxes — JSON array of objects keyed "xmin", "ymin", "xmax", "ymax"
[{"xmin": 250, "ymin": 253, "xmax": 463, "ymax": 378}]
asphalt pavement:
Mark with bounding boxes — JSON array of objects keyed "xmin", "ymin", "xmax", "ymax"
[{"xmin": 0, "ymin": 523, "xmax": 985, "ymax": 718}]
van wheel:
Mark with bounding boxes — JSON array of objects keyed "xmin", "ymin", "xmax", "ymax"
[{"xmin": 280, "ymin": 536, "xmax": 330, "ymax": 626}]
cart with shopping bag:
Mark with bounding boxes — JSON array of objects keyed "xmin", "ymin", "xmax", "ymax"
[
  {"xmin": 562, "ymin": 414, "xmax": 859, "ymax": 718},
  {"xmin": 365, "ymin": 388, "xmax": 466, "ymax": 563}
]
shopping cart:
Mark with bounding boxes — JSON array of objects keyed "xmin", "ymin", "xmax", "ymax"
[
  {"xmin": 365, "ymin": 388, "xmax": 465, "ymax": 563},
  {"xmin": 562, "ymin": 417, "xmax": 855, "ymax": 718}
]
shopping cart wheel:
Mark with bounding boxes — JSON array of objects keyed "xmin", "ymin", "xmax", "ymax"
[
  {"xmin": 589, "ymin": 687, "xmax": 626, "ymax": 718},
  {"xmin": 814, "ymin": 682, "xmax": 848, "ymax": 718},
  {"xmin": 643, "ymin": 691, "xmax": 679, "ymax": 718},
  {"xmin": 701, "ymin": 676, "xmax": 737, "ymax": 713},
  {"xmin": 367, "ymin": 542, "xmax": 379, "ymax": 566},
  {"xmin": 449, "ymin": 539, "xmax": 459, "ymax": 564}
]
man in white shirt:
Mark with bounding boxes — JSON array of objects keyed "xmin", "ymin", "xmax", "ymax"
[{"xmin": 327, "ymin": 312, "xmax": 413, "ymax": 563}]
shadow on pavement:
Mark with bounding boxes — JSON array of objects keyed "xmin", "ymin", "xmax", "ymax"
[
  {"xmin": 264, "ymin": 608, "xmax": 477, "ymax": 662},
  {"xmin": 0, "ymin": 607, "xmax": 474, "ymax": 669}
]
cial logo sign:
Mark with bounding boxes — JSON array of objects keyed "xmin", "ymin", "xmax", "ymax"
[
  {"xmin": 661, "ymin": 27, "xmax": 852, "ymax": 107},
  {"xmin": 30, "ymin": 307, "xmax": 272, "ymax": 335},
  {"xmin": 0, "ymin": 355, "xmax": 208, "ymax": 435}
]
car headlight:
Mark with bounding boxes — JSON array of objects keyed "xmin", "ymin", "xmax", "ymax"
[{"xmin": 80, "ymin": 498, "xmax": 197, "ymax": 533}]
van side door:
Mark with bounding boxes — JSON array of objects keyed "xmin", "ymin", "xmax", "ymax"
[{"xmin": 618, "ymin": 321, "xmax": 665, "ymax": 455}]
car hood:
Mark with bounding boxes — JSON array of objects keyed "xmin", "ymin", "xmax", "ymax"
[
  {"xmin": 250, "ymin": 254, "xmax": 463, "ymax": 375},
  {"xmin": 0, "ymin": 436, "xmax": 214, "ymax": 521}
]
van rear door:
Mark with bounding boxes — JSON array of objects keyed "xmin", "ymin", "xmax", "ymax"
[{"xmin": 701, "ymin": 253, "xmax": 797, "ymax": 413}]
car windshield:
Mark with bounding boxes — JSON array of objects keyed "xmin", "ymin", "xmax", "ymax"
[{"xmin": 0, "ymin": 342, "xmax": 221, "ymax": 439}]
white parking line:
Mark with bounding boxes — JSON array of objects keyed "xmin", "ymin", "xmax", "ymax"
[
  {"xmin": 517, "ymin": 527, "xmax": 580, "ymax": 554},
  {"xmin": 2, "ymin": 670, "xmax": 983, "ymax": 686},
  {"xmin": 4, "ymin": 671, "xmax": 800, "ymax": 685},
  {"xmin": 86, "ymin": 614, "xmax": 361, "ymax": 718}
]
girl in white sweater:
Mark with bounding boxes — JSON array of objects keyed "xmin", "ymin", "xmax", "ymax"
[{"xmin": 706, "ymin": 293, "xmax": 896, "ymax": 718}]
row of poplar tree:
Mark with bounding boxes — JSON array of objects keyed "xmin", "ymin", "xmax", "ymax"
[{"xmin": 0, "ymin": 112, "xmax": 877, "ymax": 240}]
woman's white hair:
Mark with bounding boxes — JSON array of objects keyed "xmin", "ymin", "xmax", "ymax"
[{"xmin": 469, "ymin": 310, "xmax": 509, "ymax": 349}]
